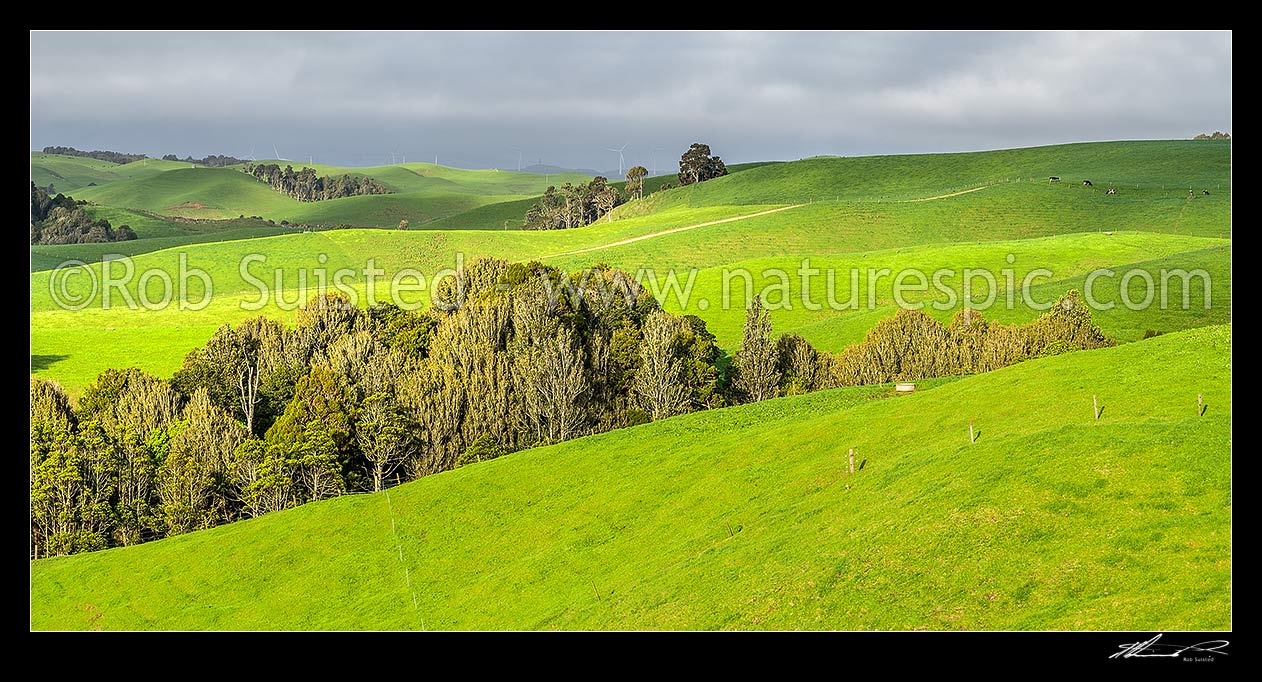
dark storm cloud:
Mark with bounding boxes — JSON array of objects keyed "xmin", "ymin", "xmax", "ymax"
[{"xmin": 30, "ymin": 30, "xmax": 1232, "ymax": 171}]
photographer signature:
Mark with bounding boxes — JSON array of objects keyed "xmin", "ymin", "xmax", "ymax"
[{"xmin": 1110, "ymin": 634, "xmax": 1229, "ymax": 659}]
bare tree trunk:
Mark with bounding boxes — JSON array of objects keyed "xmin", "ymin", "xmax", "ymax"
[{"xmin": 238, "ymin": 364, "xmax": 259, "ymax": 435}]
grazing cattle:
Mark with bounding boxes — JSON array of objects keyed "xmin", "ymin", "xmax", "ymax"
[
  {"xmin": 1203, "ymin": 189, "xmax": 1211, "ymax": 196},
  {"xmin": 1106, "ymin": 188, "xmax": 1117, "ymax": 195},
  {"xmin": 1188, "ymin": 190, "xmax": 1196, "ymax": 199},
  {"xmin": 1049, "ymin": 176, "xmax": 1061, "ymax": 182},
  {"xmin": 1082, "ymin": 179, "xmax": 1093, "ymax": 186}
]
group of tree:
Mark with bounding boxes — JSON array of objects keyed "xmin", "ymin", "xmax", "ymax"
[
  {"xmin": 31, "ymin": 260, "xmax": 720, "ymax": 556},
  {"xmin": 678, "ymin": 143, "xmax": 728, "ymax": 185},
  {"xmin": 1193, "ymin": 131, "xmax": 1231, "ymax": 140},
  {"xmin": 30, "ymin": 182, "xmax": 136, "ymax": 245},
  {"xmin": 731, "ymin": 291, "xmax": 1115, "ymax": 399},
  {"xmin": 162, "ymin": 153, "xmax": 246, "ymax": 167},
  {"xmin": 242, "ymin": 163, "xmax": 393, "ymax": 202},
  {"xmin": 521, "ymin": 142, "xmax": 729, "ymax": 230},
  {"xmin": 30, "ymin": 249, "xmax": 1109, "ymax": 558},
  {"xmin": 41, "ymin": 146, "xmax": 146, "ymax": 165},
  {"xmin": 523, "ymin": 177, "xmax": 624, "ymax": 230},
  {"xmin": 624, "ymin": 166, "xmax": 649, "ymax": 200}
]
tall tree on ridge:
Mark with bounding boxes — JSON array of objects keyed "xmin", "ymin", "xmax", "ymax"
[
  {"xmin": 625, "ymin": 165, "xmax": 648, "ymax": 200},
  {"xmin": 678, "ymin": 143, "xmax": 728, "ymax": 186}
]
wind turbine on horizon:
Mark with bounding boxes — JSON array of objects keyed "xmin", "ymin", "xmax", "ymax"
[
  {"xmin": 273, "ymin": 144, "xmax": 288, "ymax": 161},
  {"xmin": 605, "ymin": 142, "xmax": 630, "ymax": 177}
]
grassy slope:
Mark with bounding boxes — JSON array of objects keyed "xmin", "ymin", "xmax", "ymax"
[
  {"xmin": 668, "ymin": 139, "xmax": 1231, "ymax": 205},
  {"xmin": 66, "ymin": 162, "xmax": 594, "ymax": 228},
  {"xmin": 572, "ymin": 183, "xmax": 1230, "ymax": 272},
  {"xmin": 34, "ymin": 179, "xmax": 1231, "ymax": 310},
  {"xmin": 608, "ymin": 161, "xmax": 781, "ymax": 194},
  {"xmin": 31, "ymin": 208, "xmax": 293, "ymax": 273},
  {"xmin": 421, "ymin": 196, "xmax": 547, "ymax": 231},
  {"xmin": 32, "ymin": 158, "xmax": 594, "ymax": 271},
  {"xmin": 30, "ymin": 154, "xmax": 188, "ymax": 193},
  {"xmin": 71, "ymin": 168, "xmax": 301, "ymax": 219},
  {"xmin": 655, "ymin": 233, "xmax": 1230, "ymax": 350},
  {"xmin": 277, "ymin": 191, "xmax": 523, "ymax": 228},
  {"xmin": 31, "ymin": 141, "xmax": 1231, "ymax": 394},
  {"xmin": 31, "ymin": 225, "xmax": 1227, "ymax": 395},
  {"xmin": 239, "ymin": 160, "xmax": 592, "ymax": 195},
  {"xmin": 29, "ymin": 326, "xmax": 1231, "ymax": 630},
  {"xmin": 30, "ymin": 205, "xmax": 772, "ymax": 394},
  {"xmin": 785, "ymin": 246, "xmax": 1231, "ymax": 352},
  {"xmin": 421, "ymin": 162, "xmax": 781, "ymax": 232}
]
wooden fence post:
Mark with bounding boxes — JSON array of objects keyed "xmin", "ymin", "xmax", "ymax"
[
  {"xmin": 1198, "ymin": 393, "xmax": 1204, "ymax": 417},
  {"xmin": 848, "ymin": 448, "xmax": 855, "ymax": 475},
  {"xmin": 970, "ymin": 422, "xmax": 976, "ymax": 443},
  {"xmin": 1093, "ymin": 395, "xmax": 1099, "ymax": 420}
]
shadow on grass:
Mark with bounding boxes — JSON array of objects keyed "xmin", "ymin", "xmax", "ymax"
[{"xmin": 31, "ymin": 355, "xmax": 69, "ymax": 371}]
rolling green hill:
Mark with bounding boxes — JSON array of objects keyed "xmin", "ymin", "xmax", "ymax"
[
  {"xmin": 646, "ymin": 140, "xmax": 1232, "ymax": 206},
  {"xmin": 65, "ymin": 162, "xmax": 593, "ymax": 228},
  {"xmin": 29, "ymin": 325, "xmax": 1231, "ymax": 630},
  {"xmin": 608, "ymin": 161, "xmax": 782, "ymax": 195},
  {"xmin": 31, "ymin": 140, "xmax": 1232, "ymax": 395},
  {"xmin": 71, "ymin": 168, "xmax": 302, "ymax": 219},
  {"xmin": 420, "ymin": 196, "xmax": 546, "ymax": 231},
  {"xmin": 30, "ymin": 153, "xmax": 188, "ymax": 193},
  {"xmin": 30, "ymin": 226, "xmax": 295, "ymax": 273},
  {"xmin": 653, "ymin": 233, "xmax": 1230, "ymax": 350},
  {"xmin": 31, "ymin": 207, "xmax": 293, "ymax": 272},
  {"xmin": 277, "ymin": 191, "xmax": 523, "ymax": 228},
  {"xmin": 241, "ymin": 160, "xmax": 592, "ymax": 195},
  {"xmin": 31, "ymin": 229, "xmax": 1226, "ymax": 395},
  {"xmin": 419, "ymin": 162, "xmax": 783, "ymax": 231}
]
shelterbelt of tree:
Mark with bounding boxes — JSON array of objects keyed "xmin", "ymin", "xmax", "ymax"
[{"xmin": 30, "ymin": 325, "xmax": 1231, "ymax": 630}]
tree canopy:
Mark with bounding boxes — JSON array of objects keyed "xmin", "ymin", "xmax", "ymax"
[
  {"xmin": 678, "ymin": 143, "xmax": 728, "ymax": 186},
  {"xmin": 243, "ymin": 164, "xmax": 393, "ymax": 202},
  {"xmin": 522, "ymin": 177, "xmax": 624, "ymax": 230},
  {"xmin": 30, "ymin": 182, "xmax": 137, "ymax": 245}
]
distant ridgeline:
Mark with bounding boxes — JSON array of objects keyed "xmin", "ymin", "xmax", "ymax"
[
  {"xmin": 162, "ymin": 153, "xmax": 246, "ymax": 167},
  {"xmin": 41, "ymin": 146, "xmax": 146, "ymax": 165},
  {"xmin": 242, "ymin": 163, "xmax": 393, "ymax": 202},
  {"xmin": 1193, "ymin": 131, "xmax": 1231, "ymax": 140},
  {"xmin": 42, "ymin": 146, "xmax": 248, "ymax": 167},
  {"xmin": 30, "ymin": 182, "xmax": 136, "ymax": 245}
]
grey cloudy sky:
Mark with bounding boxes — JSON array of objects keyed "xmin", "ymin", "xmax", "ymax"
[{"xmin": 30, "ymin": 30, "xmax": 1232, "ymax": 173}]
